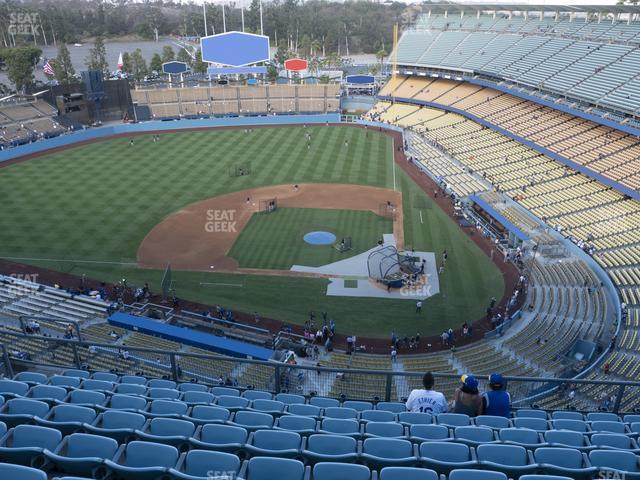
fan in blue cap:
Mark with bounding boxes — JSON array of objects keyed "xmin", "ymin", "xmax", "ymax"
[{"xmin": 482, "ymin": 372, "xmax": 511, "ymax": 418}]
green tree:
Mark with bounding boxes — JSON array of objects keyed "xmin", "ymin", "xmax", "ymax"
[
  {"xmin": 121, "ymin": 51, "xmax": 133, "ymax": 74},
  {"xmin": 161, "ymin": 46, "xmax": 175, "ymax": 63},
  {"xmin": 3, "ymin": 46, "xmax": 41, "ymax": 92},
  {"xmin": 130, "ymin": 48, "xmax": 148, "ymax": 81},
  {"xmin": 150, "ymin": 53, "xmax": 163, "ymax": 73},
  {"xmin": 267, "ymin": 64, "xmax": 278, "ymax": 82},
  {"xmin": 192, "ymin": 49, "xmax": 207, "ymax": 74},
  {"xmin": 52, "ymin": 43, "xmax": 76, "ymax": 85},
  {"xmin": 86, "ymin": 37, "xmax": 109, "ymax": 78},
  {"xmin": 176, "ymin": 48, "xmax": 192, "ymax": 67},
  {"xmin": 376, "ymin": 48, "xmax": 387, "ymax": 72}
]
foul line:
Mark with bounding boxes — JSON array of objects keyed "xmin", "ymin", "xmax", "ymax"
[
  {"xmin": 199, "ymin": 282, "xmax": 244, "ymax": 288},
  {"xmin": 419, "ymin": 211, "xmax": 423, "ymax": 224},
  {"xmin": 0, "ymin": 256, "xmax": 137, "ymax": 266},
  {"xmin": 392, "ymin": 138, "xmax": 397, "ymax": 191}
]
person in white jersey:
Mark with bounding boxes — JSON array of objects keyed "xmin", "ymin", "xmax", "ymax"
[{"xmin": 405, "ymin": 372, "xmax": 448, "ymax": 414}]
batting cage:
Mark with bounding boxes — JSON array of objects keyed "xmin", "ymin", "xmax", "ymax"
[
  {"xmin": 259, "ymin": 198, "xmax": 278, "ymax": 213},
  {"xmin": 229, "ymin": 162, "xmax": 252, "ymax": 178},
  {"xmin": 367, "ymin": 245, "xmax": 401, "ymax": 280}
]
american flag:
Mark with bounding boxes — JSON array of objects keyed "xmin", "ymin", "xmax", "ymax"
[{"xmin": 43, "ymin": 60, "xmax": 55, "ymax": 76}]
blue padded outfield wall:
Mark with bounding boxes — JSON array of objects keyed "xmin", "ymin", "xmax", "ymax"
[
  {"xmin": 108, "ymin": 312, "xmax": 274, "ymax": 360},
  {"xmin": 379, "ymin": 95, "xmax": 640, "ymax": 202},
  {"xmin": 0, "ymin": 114, "xmax": 340, "ymax": 164}
]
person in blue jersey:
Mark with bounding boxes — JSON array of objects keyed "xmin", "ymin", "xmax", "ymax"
[
  {"xmin": 482, "ymin": 373, "xmax": 511, "ymax": 418},
  {"xmin": 406, "ymin": 372, "xmax": 448, "ymax": 414}
]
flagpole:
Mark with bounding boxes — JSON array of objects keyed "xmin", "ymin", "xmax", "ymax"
[
  {"xmin": 259, "ymin": 0, "xmax": 264, "ymax": 36},
  {"xmin": 203, "ymin": 1, "xmax": 208, "ymax": 36},
  {"xmin": 222, "ymin": 3, "xmax": 226, "ymax": 33},
  {"xmin": 241, "ymin": 7, "xmax": 245, "ymax": 32}
]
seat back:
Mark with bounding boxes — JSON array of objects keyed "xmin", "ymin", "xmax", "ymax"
[
  {"xmin": 399, "ymin": 412, "xmax": 432, "ymax": 425},
  {"xmin": 515, "ymin": 409, "xmax": 547, "ymax": 419},
  {"xmin": 535, "ymin": 447, "xmax": 583, "ymax": 468},
  {"xmin": 475, "ymin": 415, "xmax": 510, "ymax": 429},
  {"xmin": 211, "ymin": 387, "xmax": 240, "ymax": 397},
  {"xmin": 361, "ymin": 410, "xmax": 395, "ymax": 423},
  {"xmin": 191, "ymin": 405, "xmax": 229, "ymax": 422},
  {"xmin": 288, "ymin": 404, "xmax": 321, "ymax": 417},
  {"xmin": 91, "ymin": 372, "xmax": 118, "ymax": 382},
  {"xmin": 455, "ymin": 426, "xmax": 494, "ymax": 442},
  {"xmin": 101, "ymin": 410, "xmax": 146, "ymax": 430},
  {"xmin": 234, "ymin": 411, "xmax": 273, "ymax": 428},
  {"xmin": 150, "ymin": 399, "xmax": 188, "ymax": 415},
  {"xmin": 513, "ymin": 418, "xmax": 548, "ymax": 431},
  {"xmin": 277, "ymin": 415, "xmax": 316, "ymax": 431},
  {"xmin": 591, "ymin": 421, "xmax": 625, "ymax": 434},
  {"xmin": 545, "ymin": 429, "xmax": 586, "ymax": 447},
  {"xmin": 363, "ymin": 438, "xmax": 413, "ymax": 459},
  {"xmin": 380, "ymin": 466, "xmax": 438, "ymax": 480},
  {"xmin": 124, "ymin": 440, "xmax": 178, "ymax": 468},
  {"xmin": 243, "ymin": 390, "xmax": 272, "ymax": 401},
  {"xmin": 51, "ymin": 405, "xmax": 96, "ymax": 424},
  {"xmin": 411, "ymin": 424, "xmax": 449, "ymax": 441},
  {"xmin": 80, "ymin": 379, "xmax": 114, "ymax": 391},
  {"xmin": 12, "ymin": 424, "xmax": 61, "ymax": 449},
  {"xmin": 313, "ymin": 462, "xmax": 371, "ymax": 480},
  {"xmin": 252, "ymin": 399, "xmax": 285, "ymax": 413},
  {"xmin": 66, "ymin": 433, "xmax": 118, "ymax": 459},
  {"xmin": 120, "ymin": 375, "xmax": 147, "ymax": 385},
  {"xmin": 275, "ymin": 393, "xmax": 305, "ymax": 405},
  {"xmin": 476, "ymin": 444, "xmax": 528, "ymax": 466},
  {"xmin": 201, "ymin": 424, "xmax": 248, "ymax": 444},
  {"xmin": 216, "ymin": 395, "xmax": 250, "ymax": 409},
  {"xmin": 449, "ymin": 469, "xmax": 507, "ymax": 480},
  {"xmin": 376, "ymin": 402, "xmax": 406, "ymax": 413},
  {"xmin": 177, "ymin": 383, "xmax": 207, "ymax": 393},
  {"xmin": 148, "ymin": 388, "xmax": 180, "ymax": 400},
  {"xmin": 321, "ymin": 418, "xmax": 359, "ymax": 435},
  {"xmin": 62, "ymin": 369, "xmax": 90, "ymax": 379},
  {"xmin": 147, "ymin": 379, "xmax": 176, "ymax": 389},
  {"xmin": 183, "ymin": 391, "xmax": 215, "ymax": 404},
  {"xmin": 30, "ymin": 385, "xmax": 67, "ymax": 401},
  {"xmin": 183, "ymin": 449, "xmax": 240, "ymax": 477},
  {"xmin": 0, "ymin": 463, "xmax": 47, "ymax": 480},
  {"xmin": 365, "ymin": 421, "xmax": 404, "ymax": 438},
  {"xmin": 591, "ymin": 433, "xmax": 632, "ymax": 450},
  {"xmin": 149, "ymin": 417, "xmax": 195, "ymax": 437},
  {"xmin": 552, "ymin": 411, "xmax": 584, "ymax": 421},
  {"xmin": 49, "ymin": 376, "xmax": 80, "ymax": 388},
  {"xmin": 420, "ymin": 441, "xmax": 471, "ymax": 462},
  {"xmin": 437, "ymin": 413, "xmax": 470, "ymax": 427},
  {"xmin": 8, "ymin": 398, "xmax": 49, "ymax": 417},
  {"xmin": 15, "ymin": 373, "xmax": 47, "ymax": 384},
  {"xmin": 324, "ymin": 407, "xmax": 357, "ymax": 419},
  {"xmin": 307, "ymin": 434, "xmax": 356, "ymax": 455},
  {"xmin": 247, "ymin": 457, "xmax": 305, "ymax": 480},
  {"xmin": 343, "ymin": 401, "xmax": 373, "ymax": 412},
  {"xmin": 589, "ymin": 449, "xmax": 639, "ymax": 472},
  {"xmin": 0, "ymin": 380, "xmax": 29, "ymax": 396},
  {"xmin": 114, "ymin": 384, "xmax": 147, "ymax": 396},
  {"xmin": 587, "ymin": 413, "xmax": 619, "ymax": 422},
  {"xmin": 252, "ymin": 429, "xmax": 300, "ymax": 450},
  {"xmin": 109, "ymin": 394, "xmax": 147, "ymax": 410},
  {"xmin": 69, "ymin": 390, "xmax": 105, "ymax": 405},
  {"xmin": 498, "ymin": 428, "xmax": 539, "ymax": 445},
  {"xmin": 309, "ymin": 397, "xmax": 340, "ymax": 408}
]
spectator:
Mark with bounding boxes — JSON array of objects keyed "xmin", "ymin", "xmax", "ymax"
[
  {"xmin": 452, "ymin": 375, "xmax": 483, "ymax": 417},
  {"xmin": 482, "ymin": 373, "xmax": 511, "ymax": 418},
  {"xmin": 391, "ymin": 347, "xmax": 397, "ymax": 363},
  {"xmin": 405, "ymin": 372, "xmax": 448, "ymax": 414}
]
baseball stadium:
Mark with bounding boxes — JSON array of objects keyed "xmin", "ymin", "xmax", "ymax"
[{"xmin": 0, "ymin": 2, "xmax": 639, "ymax": 480}]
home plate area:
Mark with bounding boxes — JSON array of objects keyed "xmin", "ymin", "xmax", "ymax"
[{"xmin": 291, "ymin": 234, "xmax": 440, "ymax": 300}]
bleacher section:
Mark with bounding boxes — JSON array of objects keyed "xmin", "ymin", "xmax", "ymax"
[
  {"xmin": 131, "ymin": 85, "xmax": 341, "ymax": 119},
  {"xmin": 0, "ymin": 100, "xmax": 65, "ymax": 147},
  {"xmin": 394, "ymin": 18, "xmax": 640, "ymax": 116}
]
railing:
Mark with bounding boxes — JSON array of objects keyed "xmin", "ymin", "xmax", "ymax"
[{"xmin": 1, "ymin": 330, "xmax": 639, "ymax": 414}]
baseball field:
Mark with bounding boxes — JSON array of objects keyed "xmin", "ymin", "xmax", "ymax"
[{"xmin": 0, "ymin": 125, "xmax": 504, "ymax": 337}]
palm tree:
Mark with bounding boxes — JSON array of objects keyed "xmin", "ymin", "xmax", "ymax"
[{"xmin": 376, "ymin": 48, "xmax": 388, "ymax": 73}]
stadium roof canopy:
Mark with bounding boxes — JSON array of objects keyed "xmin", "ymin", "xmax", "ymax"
[{"xmin": 419, "ymin": 3, "xmax": 640, "ymax": 14}]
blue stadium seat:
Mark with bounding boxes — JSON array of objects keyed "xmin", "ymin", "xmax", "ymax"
[
  {"xmin": 513, "ymin": 418, "xmax": 549, "ymax": 431},
  {"xmin": 250, "ymin": 399, "xmax": 285, "ymax": 415},
  {"xmin": 242, "ymin": 390, "xmax": 272, "ymax": 401},
  {"xmin": 135, "ymin": 417, "xmax": 196, "ymax": 448},
  {"xmin": 147, "ymin": 379, "xmax": 177, "ymax": 390},
  {"xmin": 145, "ymin": 399, "xmax": 188, "ymax": 418},
  {"xmin": 379, "ymin": 466, "xmax": 438, "ymax": 480},
  {"xmin": 181, "ymin": 391, "xmax": 215, "ymax": 405},
  {"xmin": 533, "ymin": 447, "xmax": 597, "ymax": 478},
  {"xmin": 245, "ymin": 457, "xmax": 306, "ymax": 480},
  {"xmin": 343, "ymin": 401, "xmax": 373, "ymax": 412},
  {"xmin": 361, "ymin": 410, "xmax": 396, "ymax": 423},
  {"xmin": 399, "ymin": 412, "xmax": 432, "ymax": 426},
  {"xmin": 0, "ymin": 424, "xmax": 61, "ymax": 467},
  {"xmin": 62, "ymin": 370, "xmax": 90, "ymax": 379},
  {"xmin": 309, "ymin": 397, "xmax": 340, "ymax": 408},
  {"xmin": 147, "ymin": 388, "xmax": 180, "ymax": 400},
  {"xmin": 520, "ymin": 476, "xmax": 573, "ymax": 480},
  {"xmin": 361, "ymin": 437, "xmax": 417, "ymax": 468},
  {"xmin": 190, "ymin": 424, "xmax": 248, "ymax": 453},
  {"xmin": 313, "ymin": 462, "xmax": 371, "ymax": 480},
  {"xmin": 27, "ymin": 385, "xmax": 67, "ymax": 404},
  {"xmin": 476, "ymin": 444, "xmax": 538, "ymax": 477},
  {"xmin": 498, "ymin": 428, "xmax": 544, "ymax": 447},
  {"xmin": 454, "ymin": 426, "xmax": 497, "ymax": 446},
  {"xmin": 591, "ymin": 433, "xmax": 638, "ymax": 451},
  {"xmin": 410, "ymin": 424, "xmax": 450, "ymax": 443},
  {"xmin": 216, "ymin": 395, "xmax": 250, "ymax": 411},
  {"xmin": 287, "ymin": 403, "xmax": 322, "ymax": 418},
  {"xmin": 624, "ymin": 415, "xmax": 640, "ymax": 425},
  {"xmin": 318, "ymin": 418, "xmax": 361, "ymax": 437},
  {"xmin": 107, "ymin": 394, "xmax": 147, "ymax": 411},
  {"xmin": 275, "ymin": 415, "xmax": 317, "ymax": 435},
  {"xmin": 119, "ymin": 375, "xmax": 147, "ymax": 386},
  {"xmin": 231, "ymin": 411, "xmax": 274, "ymax": 432},
  {"xmin": 0, "ymin": 379, "xmax": 30, "ymax": 398},
  {"xmin": 210, "ymin": 387, "xmax": 240, "ymax": 397},
  {"xmin": 516, "ymin": 409, "xmax": 547, "ymax": 420},
  {"xmin": 476, "ymin": 416, "xmax": 511, "ymax": 429},
  {"xmin": 0, "ymin": 399, "xmax": 50, "ymax": 427},
  {"xmin": 67, "ymin": 390, "xmax": 105, "ymax": 407},
  {"xmin": 177, "ymin": 383, "xmax": 207, "ymax": 393},
  {"xmin": 323, "ymin": 407, "xmax": 358, "ymax": 420},
  {"xmin": 184, "ymin": 405, "xmax": 230, "ymax": 425},
  {"xmin": 104, "ymin": 440, "xmax": 179, "ymax": 480},
  {"xmin": 49, "ymin": 376, "xmax": 81, "ymax": 389},
  {"xmin": 245, "ymin": 429, "xmax": 302, "ymax": 458},
  {"xmin": 168, "ymin": 449, "xmax": 242, "ymax": 480},
  {"xmin": 114, "ymin": 384, "xmax": 147, "ymax": 396},
  {"xmin": 376, "ymin": 402, "xmax": 406, "ymax": 414},
  {"xmin": 364, "ymin": 421, "xmax": 405, "ymax": 439},
  {"xmin": 91, "ymin": 372, "xmax": 119, "ymax": 383},
  {"xmin": 590, "ymin": 421, "xmax": 626, "ymax": 434},
  {"xmin": 84, "ymin": 410, "xmax": 146, "ymax": 443},
  {"xmin": 0, "ymin": 420, "xmax": 4, "ymax": 437},
  {"xmin": 545, "ymin": 430, "xmax": 588, "ymax": 449},
  {"xmin": 587, "ymin": 413, "xmax": 620, "ymax": 423},
  {"xmin": 437, "ymin": 413, "xmax": 471, "ymax": 427},
  {"xmin": 589, "ymin": 450, "xmax": 640, "ymax": 479},
  {"xmin": 551, "ymin": 419, "xmax": 589, "ymax": 433},
  {"xmin": 301, "ymin": 434, "xmax": 358, "ymax": 464},
  {"xmin": 0, "ymin": 463, "xmax": 47, "ymax": 480},
  {"xmin": 45, "ymin": 432, "xmax": 118, "ymax": 478},
  {"xmin": 552, "ymin": 412, "xmax": 584, "ymax": 421},
  {"xmin": 632, "ymin": 423, "xmax": 640, "ymax": 436},
  {"xmin": 449, "ymin": 469, "xmax": 507, "ymax": 480},
  {"xmin": 275, "ymin": 393, "xmax": 305, "ymax": 405},
  {"xmin": 419, "ymin": 441, "xmax": 476, "ymax": 474},
  {"xmin": 14, "ymin": 373, "xmax": 47, "ymax": 386}
]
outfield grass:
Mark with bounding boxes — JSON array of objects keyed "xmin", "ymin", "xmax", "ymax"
[
  {"xmin": 0, "ymin": 126, "xmax": 504, "ymax": 337},
  {"xmin": 229, "ymin": 208, "xmax": 392, "ymax": 269}
]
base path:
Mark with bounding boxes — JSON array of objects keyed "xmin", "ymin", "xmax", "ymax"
[{"xmin": 137, "ymin": 183, "xmax": 403, "ymax": 273}]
